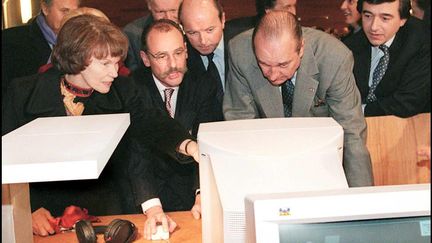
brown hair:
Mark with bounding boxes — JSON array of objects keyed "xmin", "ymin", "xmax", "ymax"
[
  {"xmin": 51, "ymin": 14, "xmax": 128, "ymax": 74},
  {"xmin": 141, "ymin": 18, "xmax": 186, "ymax": 52}
]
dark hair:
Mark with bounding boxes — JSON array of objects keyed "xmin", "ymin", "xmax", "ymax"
[
  {"xmin": 252, "ymin": 10, "xmax": 303, "ymax": 53},
  {"xmin": 140, "ymin": 18, "xmax": 186, "ymax": 52},
  {"xmin": 51, "ymin": 14, "xmax": 128, "ymax": 74},
  {"xmin": 357, "ymin": 0, "xmax": 411, "ymax": 19},
  {"xmin": 416, "ymin": 0, "xmax": 431, "ymax": 11},
  {"xmin": 179, "ymin": 0, "xmax": 224, "ymax": 22}
]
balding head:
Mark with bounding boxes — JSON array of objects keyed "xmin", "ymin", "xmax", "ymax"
[
  {"xmin": 179, "ymin": 0, "xmax": 225, "ymax": 55},
  {"xmin": 252, "ymin": 11, "xmax": 304, "ymax": 86},
  {"xmin": 253, "ymin": 10, "xmax": 302, "ymax": 52},
  {"xmin": 147, "ymin": 0, "xmax": 182, "ymax": 23}
]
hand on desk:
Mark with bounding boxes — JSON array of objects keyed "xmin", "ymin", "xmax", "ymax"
[
  {"xmin": 191, "ymin": 194, "xmax": 201, "ymax": 219},
  {"xmin": 144, "ymin": 206, "xmax": 177, "ymax": 240},
  {"xmin": 32, "ymin": 207, "xmax": 56, "ymax": 236}
]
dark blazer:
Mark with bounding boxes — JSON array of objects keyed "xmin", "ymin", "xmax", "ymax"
[
  {"xmin": 128, "ymin": 68, "xmax": 219, "ymax": 211},
  {"xmin": 343, "ymin": 17, "xmax": 431, "ymax": 117},
  {"xmin": 186, "ymin": 27, "xmax": 237, "ymax": 120},
  {"xmin": 185, "ymin": 30, "xmax": 231, "ymax": 82},
  {"xmin": 224, "ymin": 15, "xmax": 258, "ymax": 43},
  {"xmin": 2, "ymin": 67, "xmax": 192, "ymax": 216},
  {"xmin": 2, "ymin": 17, "xmax": 51, "ymax": 97}
]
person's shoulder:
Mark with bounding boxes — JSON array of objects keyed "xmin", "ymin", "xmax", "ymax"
[
  {"xmin": 303, "ymin": 27, "xmax": 352, "ymax": 55},
  {"xmin": 130, "ymin": 66, "xmax": 152, "ymax": 82},
  {"xmin": 2, "ymin": 24, "xmax": 31, "ymax": 42},
  {"xmin": 225, "ymin": 15, "xmax": 257, "ymax": 42},
  {"xmin": 400, "ymin": 17, "xmax": 429, "ymax": 41},
  {"xmin": 123, "ymin": 14, "xmax": 152, "ymax": 32},
  {"xmin": 342, "ymin": 28, "xmax": 368, "ymax": 51},
  {"xmin": 229, "ymin": 28, "xmax": 254, "ymax": 49}
]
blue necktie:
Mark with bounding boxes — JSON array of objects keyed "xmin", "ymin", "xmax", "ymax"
[
  {"xmin": 367, "ymin": 45, "xmax": 389, "ymax": 103},
  {"xmin": 281, "ymin": 79, "xmax": 295, "ymax": 117}
]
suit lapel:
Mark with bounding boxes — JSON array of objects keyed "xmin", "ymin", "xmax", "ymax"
[
  {"xmin": 352, "ymin": 32, "xmax": 372, "ymax": 98},
  {"xmin": 28, "ymin": 18, "xmax": 52, "ymax": 64},
  {"xmin": 374, "ymin": 29, "xmax": 404, "ymax": 96},
  {"xmin": 186, "ymin": 42, "xmax": 207, "ymax": 75},
  {"xmin": 174, "ymin": 73, "xmax": 193, "ymax": 124},
  {"xmin": 249, "ymin": 64, "xmax": 285, "ymax": 118},
  {"xmin": 147, "ymin": 75, "xmax": 166, "ymax": 111},
  {"xmin": 292, "ymin": 41, "xmax": 319, "ymax": 116}
]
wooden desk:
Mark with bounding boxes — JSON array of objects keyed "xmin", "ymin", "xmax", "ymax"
[
  {"xmin": 33, "ymin": 211, "xmax": 202, "ymax": 243},
  {"xmin": 365, "ymin": 113, "xmax": 430, "ymax": 185}
]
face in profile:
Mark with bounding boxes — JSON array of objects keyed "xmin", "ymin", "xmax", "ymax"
[
  {"xmin": 361, "ymin": 1, "xmax": 406, "ymax": 46},
  {"xmin": 267, "ymin": 0, "xmax": 297, "ymax": 15},
  {"xmin": 180, "ymin": 0, "xmax": 225, "ymax": 55},
  {"xmin": 148, "ymin": 0, "xmax": 182, "ymax": 23},
  {"xmin": 254, "ymin": 33, "xmax": 304, "ymax": 86},
  {"xmin": 141, "ymin": 28, "xmax": 188, "ymax": 87},
  {"xmin": 74, "ymin": 55, "xmax": 120, "ymax": 94},
  {"xmin": 340, "ymin": 0, "xmax": 361, "ymax": 27},
  {"xmin": 42, "ymin": 0, "xmax": 79, "ymax": 34}
]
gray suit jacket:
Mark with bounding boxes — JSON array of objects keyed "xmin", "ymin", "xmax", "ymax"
[{"xmin": 224, "ymin": 28, "xmax": 373, "ymax": 187}]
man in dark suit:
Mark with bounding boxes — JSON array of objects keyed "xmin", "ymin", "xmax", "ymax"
[
  {"xmin": 1, "ymin": 0, "xmax": 79, "ymax": 97},
  {"xmin": 178, "ymin": 0, "xmax": 229, "ymax": 119},
  {"xmin": 130, "ymin": 19, "xmax": 220, "ymax": 240},
  {"xmin": 343, "ymin": 0, "xmax": 430, "ymax": 117}
]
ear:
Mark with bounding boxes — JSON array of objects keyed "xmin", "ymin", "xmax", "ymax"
[
  {"xmin": 298, "ymin": 38, "xmax": 305, "ymax": 58},
  {"xmin": 41, "ymin": 1, "xmax": 49, "ymax": 16},
  {"xmin": 184, "ymin": 42, "xmax": 188, "ymax": 59},
  {"xmin": 140, "ymin": 51, "xmax": 151, "ymax": 67},
  {"xmin": 400, "ymin": 18, "xmax": 407, "ymax": 27},
  {"xmin": 221, "ymin": 12, "xmax": 226, "ymax": 29}
]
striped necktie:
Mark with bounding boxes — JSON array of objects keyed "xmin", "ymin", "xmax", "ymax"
[{"xmin": 164, "ymin": 88, "xmax": 175, "ymax": 118}]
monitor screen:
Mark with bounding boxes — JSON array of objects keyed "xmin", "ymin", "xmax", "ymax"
[
  {"xmin": 245, "ymin": 184, "xmax": 431, "ymax": 243},
  {"xmin": 279, "ymin": 216, "xmax": 430, "ymax": 243},
  {"xmin": 198, "ymin": 117, "xmax": 349, "ymax": 243}
]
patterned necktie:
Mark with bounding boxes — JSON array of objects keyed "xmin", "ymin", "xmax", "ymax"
[
  {"xmin": 206, "ymin": 52, "xmax": 224, "ymax": 103},
  {"xmin": 366, "ymin": 45, "xmax": 390, "ymax": 103},
  {"xmin": 164, "ymin": 88, "xmax": 175, "ymax": 118},
  {"xmin": 281, "ymin": 79, "xmax": 295, "ymax": 117}
]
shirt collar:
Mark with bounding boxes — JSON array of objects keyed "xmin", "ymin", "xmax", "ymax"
[
  {"xmin": 372, "ymin": 35, "xmax": 395, "ymax": 50},
  {"xmin": 213, "ymin": 35, "xmax": 225, "ymax": 59}
]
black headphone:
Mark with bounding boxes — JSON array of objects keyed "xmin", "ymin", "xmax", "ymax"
[{"xmin": 75, "ymin": 219, "xmax": 137, "ymax": 243}]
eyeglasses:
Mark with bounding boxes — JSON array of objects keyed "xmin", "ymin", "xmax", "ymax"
[{"xmin": 146, "ymin": 48, "xmax": 186, "ymax": 63}]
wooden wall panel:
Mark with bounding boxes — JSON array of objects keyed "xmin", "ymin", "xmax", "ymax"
[{"xmin": 81, "ymin": 0, "xmax": 347, "ymax": 32}]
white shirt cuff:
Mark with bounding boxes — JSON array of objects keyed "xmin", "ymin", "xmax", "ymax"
[
  {"xmin": 362, "ymin": 104, "xmax": 366, "ymax": 113},
  {"xmin": 141, "ymin": 198, "xmax": 162, "ymax": 215}
]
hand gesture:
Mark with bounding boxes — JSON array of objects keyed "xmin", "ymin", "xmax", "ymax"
[{"xmin": 144, "ymin": 206, "xmax": 177, "ymax": 240}]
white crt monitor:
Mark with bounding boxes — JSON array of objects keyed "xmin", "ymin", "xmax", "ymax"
[
  {"xmin": 245, "ymin": 183, "xmax": 431, "ymax": 243},
  {"xmin": 198, "ymin": 117, "xmax": 350, "ymax": 243}
]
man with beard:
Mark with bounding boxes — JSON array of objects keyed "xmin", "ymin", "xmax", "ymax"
[{"xmin": 130, "ymin": 19, "xmax": 220, "ymax": 240}]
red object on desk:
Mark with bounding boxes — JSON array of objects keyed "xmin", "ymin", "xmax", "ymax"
[{"xmin": 50, "ymin": 205, "xmax": 100, "ymax": 233}]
